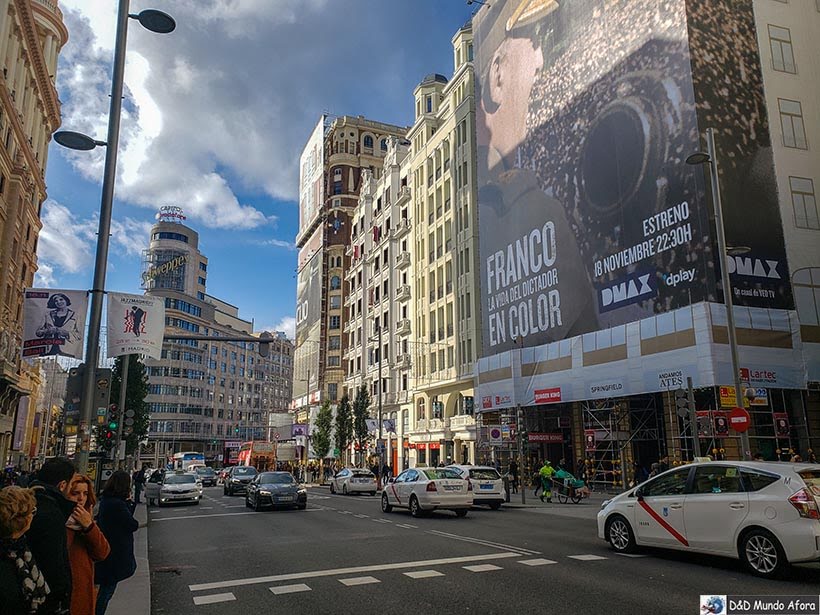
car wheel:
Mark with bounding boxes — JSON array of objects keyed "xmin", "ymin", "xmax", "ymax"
[
  {"xmin": 489, "ymin": 502, "xmax": 502, "ymax": 510},
  {"xmin": 245, "ymin": 495, "xmax": 251, "ymax": 508},
  {"xmin": 455, "ymin": 509, "xmax": 468, "ymax": 518},
  {"xmin": 330, "ymin": 483, "xmax": 336, "ymax": 494},
  {"xmin": 410, "ymin": 495, "xmax": 424, "ymax": 518},
  {"xmin": 381, "ymin": 493, "xmax": 393, "ymax": 513},
  {"xmin": 343, "ymin": 484, "xmax": 349, "ymax": 495},
  {"xmin": 606, "ymin": 515, "xmax": 636, "ymax": 554},
  {"xmin": 740, "ymin": 528, "xmax": 788, "ymax": 579}
]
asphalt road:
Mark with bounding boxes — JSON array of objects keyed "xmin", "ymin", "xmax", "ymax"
[{"xmin": 148, "ymin": 486, "xmax": 819, "ymax": 615}]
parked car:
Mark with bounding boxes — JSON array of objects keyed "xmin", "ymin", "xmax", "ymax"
[
  {"xmin": 195, "ymin": 466, "xmax": 217, "ymax": 487},
  {"xmin": 146, "ymin": 471, "xmax": 202, "ymax": 507},
  {"xmin": 245, "ymin": 472, "xmax": 307, "ymax": 511},
  {"xmin": 598, "ymin": 461, "xmax": 820, "ymax": 578},
  {"xmin": 224, "ymin": 465, "xmax": 258, "ymax": 495},
  {"xmin": 381, "ymin": 467, "xmax": 473, "ymax": 518},
  {"xmin": 329, "ymin": 468, "xmax": 377, "ymax": 495},
  {"xmin": 447, "ymin": 465, "xmax": 505, "ymax": 509}
]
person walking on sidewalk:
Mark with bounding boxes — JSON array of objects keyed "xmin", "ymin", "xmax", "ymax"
[
  {"xmin": 0, "ymin": 486, "xmax": 51, "ymax": 614},
  {"xmin": 508, "ymin": 460, "xmax": 519, "ymax": 494},
  {"xmin": 132, "ymin": 465, "xmax": 147, "ymax": 505},
  {"xmin": 27, "ymin": 457, "xmax": 76, "ymax": 614},
  {"xmin": 65, "ymin": 474, "xmax": 110, "ymax": 615},
  {"xmin": 95, "ymin": 471, "xmax": 139, "ymax": 615},
  {"xmin": 538, "ymin": 460, "xmax": 555, "ymax": 503}
]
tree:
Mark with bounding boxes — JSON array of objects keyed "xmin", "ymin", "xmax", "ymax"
[
  {"xmin": 312, "ymin": 401, "xmax": 333, "ymax": 462},
  {"xmin": 334, "ymin": 394, "xmax": 353, "ymax": 465},
  {"xmin": 352, "ymin": 384, "xmax": 371, "ymax": 466},
  {"xmin": 95, "ymin": 355, "xmax": 150, "ymax": 458}
]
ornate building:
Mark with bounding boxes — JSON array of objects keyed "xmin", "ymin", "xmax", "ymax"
[{"xmin": 0, "ymin": 0, "xmax": 67, "ymax": 465}]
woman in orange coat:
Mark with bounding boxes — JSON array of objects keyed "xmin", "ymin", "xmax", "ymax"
[{"xmin": 65, "ymin": 473, "xmax": 110, "ymax": 614}]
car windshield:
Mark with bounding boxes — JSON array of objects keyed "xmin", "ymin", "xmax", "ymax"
[
  {"xmin": 165, "ymin": 474, "xmax": 196, "ymax": 484},
  {"xmin": 423, "ymin": 469, "xmax": 462, "ymax": 480},
  {"xmin": 470, "ymin": 469, "xmax": 501, "ymax": 480},
  {"xmin": 259, "ymin": 473, "xmax": 294, "ymax": 484},
  {"xmin": 196, "ymin": 468, "xmax": 214, "ymax": 475},
  {"xmin": 234, "ymin": 467, "xmax": 257, "ymax": 476}
]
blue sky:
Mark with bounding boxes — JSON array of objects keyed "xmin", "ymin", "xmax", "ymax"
[{"xmin": 39, "ymin": 0, "xmax": 477, "ymax": 338}]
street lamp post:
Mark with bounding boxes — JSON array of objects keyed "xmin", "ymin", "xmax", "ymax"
[
  {"xmin": 53, "ymin": 2, "xmax": 175, "ymax": 474},
  {"xmin": 686, "ymin": 127, "xmax": 752, "ymax": 460}
]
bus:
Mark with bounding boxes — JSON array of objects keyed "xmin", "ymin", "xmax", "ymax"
[{"xmin": 169, "ymin": 451, "xmax": 206, "ymax": 471}]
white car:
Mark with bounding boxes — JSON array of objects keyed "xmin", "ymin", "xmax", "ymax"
[
  {"xmin": 597, "ymin": 461, "xmax": 820, "ymax": 578},
  {"xmin": 447, "ymin": 465, "xmax": 505, "ymax": 509},
  {"xmin": 146, "ymin": 471, "xmax": 203, "ymax": 507},
  {"xmin": 329, "ymin": 468, "xmax": 377, "ymax": 495},
  {"xmin": 381, "ymin": 467, "xmax": 473, "ymax": 518}
]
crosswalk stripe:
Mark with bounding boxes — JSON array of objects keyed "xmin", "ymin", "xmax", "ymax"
[
  {"xmin": 463, "ymin": 564, "xmax": 502, "ymax": 573},
  {"xmin": 518, "ymin": 558, "xmax": 557, "ymax": 566},
  {"xmin": 270, "ymin": 584, "xmax": 312, "ymax": 595},
  {"xmin": 339, "ymin": 576, "xmax": 380, "ymax": 586},
  {"xmin": 404, "ymin": 570, "xmax": 444, "ymax": 579},
  {"xmin": 193, "ymin": 592, "xmax": 235, "ymax": 605},
  {"xmin": 568, "ymin": 555, "xmax": 608, "ymax": 561}
]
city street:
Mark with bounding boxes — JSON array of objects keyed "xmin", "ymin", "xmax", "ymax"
[{"xmin": 147, "ymin": 486, "xmax": 820, "ymax": 615}]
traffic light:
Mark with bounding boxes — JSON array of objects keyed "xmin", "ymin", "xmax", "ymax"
[
  {"xmin": 674, "ymin": 389, "xmax": 690, "ymax": 418},
  {"xmin": 235, "ymin": 426, "xmax": 240, "ymax": 434},
  {"xmin": 105, "ymin": 429, "xmax": 114, "ymax": 441},
  {"xmin": 107, "ymin": 404, "xmax": 120, "ymax": 431},
  {"xmin": 257, "ymin": 331, "xmax": 272, "ymax": 357}
]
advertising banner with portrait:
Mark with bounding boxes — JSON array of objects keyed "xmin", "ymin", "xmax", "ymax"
[
  {"xmin": 106, "ymin": 292, "xmax": 166, "ymax": 360},
  {"xmin": 474, "ymin": 0, "xmax": 790, "ymax": 359},
  {"xmin": 22, "ymin": 288, "xmax": 88, "ymax": 359},
  {"xmin": 293, "ymin": 250, "xmax": 322, "ymax": 402},
  {"xmin": 298, "ymin": 116, "xmax": 327, "ymax": 236}
]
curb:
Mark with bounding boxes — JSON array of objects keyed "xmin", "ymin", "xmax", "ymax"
[{"xmin": 108, "ymin": 502, "xmax": 150, "ymax": 615}]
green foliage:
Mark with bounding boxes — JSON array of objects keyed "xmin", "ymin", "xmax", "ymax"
[
  {"xmin": 312, "ymin": 400, "xmax": 333, "ymax": 459},
  {"xmin": 352, "ymin": 385, "xmax": 371, "ymax": 459},
  {"xmin": 112, "ymin": 355, "xmax": 150, "ymax": 456},
  {"xmin": 334, "ymin": 394, "xmax": 353, "ymax": 462}
]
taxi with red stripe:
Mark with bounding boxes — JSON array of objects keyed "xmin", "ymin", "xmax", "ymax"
[
  {"xmin": 381, "ymin": 467, "xmax": 473, "ymax": 518},
  {"xmin": 597, "ymin": 460, "xmax": 820, "ymax": 578}
]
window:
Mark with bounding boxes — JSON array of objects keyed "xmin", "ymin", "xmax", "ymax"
[
  {"xmin": 198, "ymin": 276, "xmax": 206, "ymax": 285},
  {"xmin": 330, "ymin": 275, "xmax": 341, "ymax": 290},
  {"xmin": 329, "ymin": 335, "xmax": 341, "ymax": 350},
  {"xmin": 327, "ymin": 355, "xmax": 340, "ymax": 367},
  {"xmin": 380, "ymin": 138, "xmax": 388, "ymax": 151},
  {"xmin": 329, "ymin": 315, "xmax": 340, "ymax": 329},
  {"xmin": 330, "ymin": 295, "xmax": 341, "ymax": 309},
  {"xmin": 740, "ymin": 469, "xmax": 779, "ymax": 492},
  {"xmin": 768, "ymin": 25, "xmax": 796, "ymax": 73},
  {"xmin": 364, "ymin": 135, "xmax": 373, "ymax": 148},
  {"xmin": 779, "ymin": 99, "xmax": 807, "ymax": 149},
  {"xmin": 790, "ymin": 177, "xmax": 819, "ymax": 229},
  {"xmin": 327, "ymin": 383, "xmax": 338, "ymax": 401},
  {"xmin": 793, "ymin": 267, "xmax": 820, "ymax": 326},
  {"xmin": 691, "ymin": 466, "xmax": 743, "ymax": 494},
  {"xmin": 640, "ymin": 468, "xmax": 689, "ymax": 496}
]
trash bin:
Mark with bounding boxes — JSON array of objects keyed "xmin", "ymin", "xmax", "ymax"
[{"xmin": 503, "ymin": 474, "xmax": 511, "ymax": 502}]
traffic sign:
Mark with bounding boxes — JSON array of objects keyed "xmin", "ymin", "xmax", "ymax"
[
  {"xmin": 274, "ymin": 432, "xmax": 280, "ymax": 440},
  {"xmin": 729, "ymin": 407, "xmax": 751, "ymax": 433}
]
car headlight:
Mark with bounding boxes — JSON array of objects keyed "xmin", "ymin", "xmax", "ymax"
[
  {"xmin": 259, "ymin": 490, "xmax": 271, "ymax": 496},
  {"xmin": 601, "ymin": 499, "xmax": 612, "ymax": 510},
  {"xmin": 231, "ymin": 478, "xmax": 240, "ymax": 483}
]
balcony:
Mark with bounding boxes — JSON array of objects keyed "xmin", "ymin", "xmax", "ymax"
[
  {"xmin": 396, "ymin": 354, "xmax": 411, "ymax": 369},
  {"xmin": 396, "ymin": 185, "xmax": 411, "ymax": 205},
  {"xmin": 449, "ymin": 414, "xmax": 475, "ymax": 431},
  {"xmin": 394, "ymin": 218, "xmax": 411, "ymax": 239},
  {"xmin": 396, "ymin": 319, "xmax": 411, "ymax": 336},
  {"xmin": 396, "ymin": 251, "xmax": 411, "ymax": 269},
  {"xmin": 396, "ymin": 284, "xmax": 411, "ymax": 302}
]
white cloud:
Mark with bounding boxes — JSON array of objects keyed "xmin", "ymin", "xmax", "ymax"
[
  {"xmin": 34, "ymin": 263, "xmax": 56, "ymax": 287},
  {"xmin": 263, "ymin": 316, "xmax": 295, "ymax": 340},
  {"xmin": 262, "ymin": 238, "xmax": 297, "ymax": 250}
]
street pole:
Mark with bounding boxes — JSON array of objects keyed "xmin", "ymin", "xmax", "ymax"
[
  {"xmin": 113, "ymin": 354, "xmax": 130, "ymax": 467},
  {"xmin": 706, "ymin": 128, "xmax": 751, "ymax": 460},
  {"xmin": 76, "ymin": 0, "xmax": 131, "ymax": 474},
  {"xmin": 687, "ymin": 376, "xmax": 699, "ymax": 459},
  {"xmin": 377, "ymin": 325, "xmax": 383, "ymax": 488}
]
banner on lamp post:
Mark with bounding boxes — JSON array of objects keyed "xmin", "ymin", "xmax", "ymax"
[
  {"xmin": 22, "ymin": 289, "xmax": 88, "ymax": 359},
  {"xmin": 106, "ymin": 292, "xmax": 165, "ymax": 360}
]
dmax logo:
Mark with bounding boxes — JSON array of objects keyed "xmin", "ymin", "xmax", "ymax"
[
  {"xmin": 598, "ymin": 272, "xmax": 656, "ymax": 313},
  {"xmin": 662, "ymin": 268, "xmax": 696, "ymax": 287}
]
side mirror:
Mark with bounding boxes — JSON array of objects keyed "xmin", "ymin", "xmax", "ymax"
[{"xmin": 634, "ymin": 487, "xmax": 644, "ymax": 500}]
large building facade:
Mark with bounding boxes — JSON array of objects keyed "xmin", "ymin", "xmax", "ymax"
[
  {"xmin": 141, "ymin": 212, "xmax": 293, "ymax": 466},
  {"xmin": 0, "ymin": 0, "xmax": 66, "ymax": 465}
]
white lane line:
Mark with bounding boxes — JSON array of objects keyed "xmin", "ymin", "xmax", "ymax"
[
  {"xmin": 153, "ymin": 512, "xmax": 257, "ymax": 522},
  {"xmin": 403, "ymin": 524, "xmax": 418, "ymax": 528},
  {"xmin": 463, "ymin": 564, "xmax": 502, "ymax": 573},
  {"xmin": 372, "ymin": 518, "xmax": 392, "ymax": 524},
  {"xmin": 518, "ymin": 558, "xmax": 557, "ymax": 566},
  {"xmin": 354, "ymin": 514, "xmax": 369, "ymax": 519},
  {"xmin": 615, "ymin": 554, "xmax": 648, "ymax": 558},
  {"xmin": 404, "ymin": 570, "xmax": 444, "ymax": 579},
  {"xmin": 568, "ymin": 555, "xmax": 608, "ymax": 561},
  {"xmin": 427, "ymin": 530, "xmax": 540, "ymax": 556},
  {"xmin": 189, "ymin": 552, "xmax": 522, "ymax": 592},
  {"xmin": 339, "ymin": 576, "xmax": 380, "ymax": 587},
  {"xmin": 192, "ymin": 593, "xmax": 235, "ymax": 605},
  {"xmin": 199, "ymin": 507, "xmax": 213, "ymax": 510},
  {"xmin": 224, "ymin": 505, "xmax": 246, "ymax": 508},
  {"xmin": 270, "ymin": 584, "xmax": 312, "ymax": 595},
  {"xmin": 396, "ymin": 524, "xmax": 416, "ymax": 529},
  {"xmin": 339, "ymin": 510, "xmax": 353, "ymax": 514}
]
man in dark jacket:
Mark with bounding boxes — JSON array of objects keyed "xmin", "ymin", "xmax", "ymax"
[{"xmin": 28, "ymin": 456, "xmax": 77, "ymax": 614}]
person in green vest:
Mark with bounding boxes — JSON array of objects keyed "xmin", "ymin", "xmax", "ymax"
[{"xmin": 538, "ymin": 460, "xmax": 555, "ymax": 503}]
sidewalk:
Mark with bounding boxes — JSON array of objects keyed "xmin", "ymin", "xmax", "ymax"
[{"xmin": 109, "ymin": 502, "xmax": 150, "ymax": 615}]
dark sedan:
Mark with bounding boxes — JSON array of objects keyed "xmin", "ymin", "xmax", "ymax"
[
  {"xmin": 224, "ymin": 465, "xmax": 258, "ymax": 495},
  {"xmin": 245, "ymin": 472, "xmax": 307, "ymax": 511},
  {"xmin": 195, "ymin": 466, "xmax": 217, "ymax": 487}
]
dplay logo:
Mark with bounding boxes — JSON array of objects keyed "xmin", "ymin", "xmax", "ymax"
[{"xmin": 663, "ymin": 268, "xmax": 696, "ymax": 287}]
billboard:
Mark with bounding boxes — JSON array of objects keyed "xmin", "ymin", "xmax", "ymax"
[
  {"xmin": 293, "ymin": 250, "xmax": 322, "ymax": 402},
  {"xmin": 22, "ymin": 289, "xmax": 88, "ymax": 359},
  {"xmin": 299, "ymin": 116, "xmax": 327, "ymax": 236},
  {"xmin": 474, "ymin": 0, "xmax": 790, "ymax": 358},
  {"xmin": 106, "ymin": 292, "xmax": 166, "ymax": 360}
]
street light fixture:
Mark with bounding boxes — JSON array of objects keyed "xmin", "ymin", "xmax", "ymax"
[
  {"xmin": 52, "ymin": 0, "xmax": 175, "ymax": 474},
  {"xmin": 686, "ymin": 127, "xmax": 751, "ymax": 460}
]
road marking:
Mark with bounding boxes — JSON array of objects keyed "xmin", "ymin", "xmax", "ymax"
[
  {"xmin": 615, "ymin": 554, "xmax": 648, "ymax": 558},
  {"xmin": 354, "ymin": 514, "xmax": 369, "ymax": 519},
  {"xmin": 463, "ymin": 564, "xmax": 502, "ymax": 573},
  {"xmin": 427, "ymin": 530, "xmax": 540, "ymax": 556},
  {"xmin": 404, "ymin": 570, "xmax": 444, "ymax": 579},
  {"xmin": 518, "ymin": 558, "xmax": 557, "ymax": 566},
  {"xmin": 372, "ymin": 519, "xmax": 392, "ymax": 524},
  {"xmin": 270, "ymin": 584, "xmax": 312, "ymax": 595},
  {"xmin": 199, "ymin": 507, "xmax": 213, "ymax": 510},
  {"xmin": 189, "ymin": 552, "xmax": 522, "ymax": 592},
  {"xmin": 339, "ymin": 510, "xmax": 353, "ymax": 514},
  {"xmin": 153, "ymin": 512, "xmax": 257, "ymax": 522},
  {"xmin": 568, "ymin": 555, "xmax": 608, "ymax": 561},
  {"xmin": 224, "ymin": 505, "xmax": 246, "ymax": 508},
  {"xmin": 192, "ymin": 593, "xmax": 235, "ymax": 605},
  {"xmin": 403, "ymin": 524, "xmax": 418, "ymax": 528},
  {"xmin": 339, "ymin": 576, "xmax": 380, "ymax": 587},
  {"xmin": 396, "ymin": 524, "xmax": 416, "ymax": 529}
]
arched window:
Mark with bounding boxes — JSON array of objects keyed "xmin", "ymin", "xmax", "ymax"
[
  {"xmin": 330, "ymin": 275, "xmax": 341, "ymax": 290},
  {"xmin": 380, "ymin": 138, "xmax": 388, "ymax": 151},
  {"xmin": 417, "ymin": 398, "xmax": 426, "ymax": 420},
  {"xmin": 363, "ymin": 135, "xmax": 374, "ymax": 148},
  {"xmin": 337, "ymin": 256, "xmax": 343, "ymax": 268},
  {"xmin": 333, "ymin": 168, "xmax": 342, "ymax": 179}
]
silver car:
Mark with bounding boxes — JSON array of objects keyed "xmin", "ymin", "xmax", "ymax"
[
  {"xmin": 146, "ymin": 471, "xmax": 202, "ymax": 507},
  {"xmin": 330, "ymin": 468, "xmax": 378, "ymax": 495},
  {"xmin": 381, "ymin": 467, "xmax": 473, "ymax": 517}
]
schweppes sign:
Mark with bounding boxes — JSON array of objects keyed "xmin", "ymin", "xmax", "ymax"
[{"xmin": 141, "ymin": 254, "xmax": 188, "ymax": 286}]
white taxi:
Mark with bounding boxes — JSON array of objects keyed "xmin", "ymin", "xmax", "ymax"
[
  {"xmin": 447, "ymin": 465, "xmax": 505, "ymax": 509},
  {"xmin": 597, "ymin": 461, "xmax": 820, "ymax": 578},
  {"xmin": 381, "ymin": 467, "xmax": 473, "ymax": 518}
]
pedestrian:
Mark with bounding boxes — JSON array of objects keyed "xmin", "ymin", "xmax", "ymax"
[
  {"xmin": 538, "ymin": 460, "xmax": 555, "ymax": 503},
  {"xmin": 648, "ymin": 463, "xmax": 661, "ymax": 479},
  {"xmin": 132, "ymin": 465, "xmax": 147, "ymax": 505},
  {"xmin": 533, "ymin": 462, "xmax": 543, "ymax": 497},
  {"xmin": 27, "ymin": 457, "xmax": 76, "ymax": 614},
  {"xmin": 65, "ymin": 474, "xmax": 110, "ymax": 615},
  {"xmin": 508, "ymin": 460, "xmax": 519, "ymax": 494},
  {"xmin": 0, "ymin": 486, "xmax": 50, "ymax": 614},
  {"xmin": 95, "ymin": 471, "xmax": 139, "ymax": 615},
  {"xmin": 791, "ymin": 452, "xmax": 803, "ymax": 463},
  {"xmin": 808, "ymin": 450, "xmax": 817, "ymax": 464},
  {"xmin": 17, "ymin": 470, "xmax": 31, "ymax": 488},
  {"xmin": 753, "ymin": 452, "xmax": 765, "ymax": 461},
  {"xmin": 658, "ymin": 455, "xmax": 670, "ymax": 473},
  {"xmin": 632, "ymin": 461, "xmax": 649, "ymax": 486}
]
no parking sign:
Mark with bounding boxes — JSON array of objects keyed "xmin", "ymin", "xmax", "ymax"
[{"xmin": 488, "ymin": 426, "xmax": 502, "ymax": 445}]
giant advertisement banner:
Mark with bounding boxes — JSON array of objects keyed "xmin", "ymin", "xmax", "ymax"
[
  {"xmin": 293, "ymin": 250, "xmax": 322, "ymax": 402},
  {"xmin": 22, "ymin": 289, "xmax": 88, "ymax": 359},
  {"xmin": 474, "ymin": 0, "xmax": 790, "ymax": 359},
  {"xmin": 299, "ymin": 116, "xmax": 327, "ymax": 236}
]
